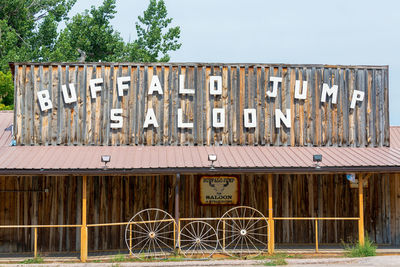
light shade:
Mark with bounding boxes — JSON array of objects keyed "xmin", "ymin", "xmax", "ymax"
[
  {"xmin": 208, "ymin": 154, "xmax": 217, "ymax": 162},
  {"xmin": 101, "ymin": 155, "xmax": 111, "ymax": 163},
  {"xmin": 313, "ymin": 154, "xmax": 322, "ymax": 162}
]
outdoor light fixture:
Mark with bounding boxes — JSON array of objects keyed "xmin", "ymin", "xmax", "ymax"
[
  {"xmin": 208, "ymin": 154, "xmax": 217, "ymax": 170},
  {"xmin": 101, "ymin": 155, "xmax": 111, "ymax": 169},
  {"xmin": 313, "ymin": 154, "xmax": 322, "ymax": 169}
]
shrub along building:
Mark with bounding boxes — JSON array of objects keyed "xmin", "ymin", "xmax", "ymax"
[{"xmin": 0, "ymin": 62, "xmax": 400, "ymax": 260}]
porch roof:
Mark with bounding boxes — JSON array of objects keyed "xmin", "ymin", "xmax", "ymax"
[{"xmin": 2, "ymin": 111, "xmax": 400, "ymax": 175}]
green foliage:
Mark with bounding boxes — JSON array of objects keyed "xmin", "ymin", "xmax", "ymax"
[
  {"xmin": 52, "ymin": 0, "xmax": 125, "ymax": 62},
  {"xmin": 126, "ymin": 0, "xmax": 181, "ymax": 62},
  {"xmin": 344, "ymin": 236, "xmax": 377, "ymax": 257},
  {"xmin": 0, "ymin": 0, "xmax": 77, "ymax": 71},
  {"xmin": 20, "ymin": 256, "xmax": 44, "ymax": 264},
  {"xmin": 0, "ymin": 71, "xmax": 13, "ymax": 107},
  {"xmin": 111, "ymin": 253, "xmax": 127, "ymax": 262}
]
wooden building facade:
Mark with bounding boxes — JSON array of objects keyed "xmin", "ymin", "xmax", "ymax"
[{"xmin": 0, "ymin": 62, "xmax": 399, "ymax": 260}]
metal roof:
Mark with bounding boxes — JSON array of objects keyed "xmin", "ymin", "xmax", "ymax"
[{"xmin": 2, "ymin": 112, "xmax": 400, "ymax": 174}]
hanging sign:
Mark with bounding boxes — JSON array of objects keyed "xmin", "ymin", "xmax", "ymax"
[{"xmin": 199, "ymin": 176, "xmax": 240, "ymax": 205}]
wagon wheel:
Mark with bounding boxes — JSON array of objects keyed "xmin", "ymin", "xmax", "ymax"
[
  {"xmin": 125, "ymin": 208, "xmax": 176, "ymax": 259},
  {"xmin": 179, "ymin": 221, "xmax": 218, "ymax": 258},
  {"xmin": 217, "ymin": 206, "xmax": 269, "ymax": 258}
]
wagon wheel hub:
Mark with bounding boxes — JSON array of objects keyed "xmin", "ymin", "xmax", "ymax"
[
  {"xmin": 195, "ymin": 238, "xmax": 201, "ymax": 244},
  {"xmin": 240, "ymin": 229, "xmax": 247, "ymax": 236},
  {"xmin": 149, "ymin": 231, "xmax": 156, "ymax": 239}
]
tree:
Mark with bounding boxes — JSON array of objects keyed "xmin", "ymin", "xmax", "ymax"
[
  {"xmin": 126, "ymin": 0, "xmax": 181, "ymax": 62},
  {"xmin": 0, "ymin": 71, "xmax": 13, "ymax": 109},
  {"xmin": 0, "ymin": 0, "xmax": 77, "ymax": 71},
  {"xmin": 51, "ymin": 0, "xmax": 125, "ymax": 62}
]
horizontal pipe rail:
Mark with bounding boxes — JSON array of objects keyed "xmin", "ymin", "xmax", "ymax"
[{"xmin": 0, "ymin": 225, "xmax": 81, "ymax": 228}]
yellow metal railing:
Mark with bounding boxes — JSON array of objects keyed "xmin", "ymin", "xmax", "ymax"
[
  {"xmin": 0, "ymin": 216, "xmax": 360, "ymax": 259},
  {"xmin": 0, "ymin": 224, "xmax": 81, "ymax": 258}
]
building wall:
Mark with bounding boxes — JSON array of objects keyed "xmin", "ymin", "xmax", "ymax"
[{"xmin": 0, "ymin": 173, "xmax": 399, "ymax": 253}]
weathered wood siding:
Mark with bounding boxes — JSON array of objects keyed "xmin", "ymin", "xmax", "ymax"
[
  {"xmin": 12, "ymin": 63, "xmax": 389, "ymax": 147},
  {"xmin": 0, "ymin": 174, "xmax": 399, "ymax": 253}
]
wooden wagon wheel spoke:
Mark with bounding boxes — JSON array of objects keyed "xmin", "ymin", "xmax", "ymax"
[
  {"xmin": 179, "ymin": 221, "xmax": 218, "ymax": 258},
  {"xmin": 125, "ymin": 208, "xmax": 176, "ymax": 259},
  {"xmin": 217, "ymin": 206, "xmax": 269, "ymax": 258}
]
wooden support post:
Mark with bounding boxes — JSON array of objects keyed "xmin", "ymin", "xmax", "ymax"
[
  {"xmin": 268, "ymin": 174, "xmax": 274, "ymax": 254},
  {"xmin": 315, "ymin": 220, "xmax": 319, "ymax": 253},
  {"xmin": 358, "ymin": 174, "xmax": 365, "ymax": 245},
  {"xmin": 175, "ymin": 173, "xmax": 180, "ymax": 250},
  {"xmin": 80, "ymin": 176, "xmax": 88, "ymax": 262},
  {"xmin": 34, "ymin": 227, "xmax": 37, "ymax": 258}
]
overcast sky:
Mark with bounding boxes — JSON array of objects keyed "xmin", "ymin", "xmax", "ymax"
[{"xmin": 69, "ymin": 0, "xmax": 400, "ymax": 125}]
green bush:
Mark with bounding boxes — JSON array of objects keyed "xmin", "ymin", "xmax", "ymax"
[
  {"xmin": 20, "ymin": 256, "xmax": 44, "ymax": 264},
  {"xmin": 345, "ymin": 235, "xmax": 376, "ymax": 257}
]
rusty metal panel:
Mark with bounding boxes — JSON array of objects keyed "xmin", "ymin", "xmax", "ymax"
[{"xmin": 11, "ymin": 63, "xmax": 390, "ymax": 146}]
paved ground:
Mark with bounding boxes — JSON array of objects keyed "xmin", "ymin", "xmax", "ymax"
[{"xmin": 1, "ymin": 256, "xmax": 400, "ymax": 266}]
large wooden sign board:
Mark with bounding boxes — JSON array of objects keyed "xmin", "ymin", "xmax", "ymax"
[
  {"xmin": 11, "ymin": 63, "xmax": 389, "ymax": 147},
  {"xmin": 199, "ymin": 176, "xmax": 240, "ymax": 205}
]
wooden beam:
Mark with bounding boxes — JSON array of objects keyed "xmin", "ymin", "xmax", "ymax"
[
  {"xmin": 358, "ymin": 174, "xmax": 365, "ymax": 245},
  {"xmin": 268, "ymin": 174, "xmax": 274, "ymax": 254},
  {"xmin": 80, "ymin": 176, "xmax": 88, "ymax": 262}
]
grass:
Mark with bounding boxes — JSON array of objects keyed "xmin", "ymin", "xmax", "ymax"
[
  {"xmin": 344, "ymin": 236, "xmax": 377, "ymax": 257},
  {"xmin": 20, "ymin": 256, "xmax": 44, "ymax": 264},
  {"xmin": 111, "ymin": 253, "xmax": 127, "ymax": 262}
]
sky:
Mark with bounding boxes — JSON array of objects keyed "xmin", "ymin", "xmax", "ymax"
[{"xmin": 68, "ymin": 0, "xmax": 400, "ymax": 124}]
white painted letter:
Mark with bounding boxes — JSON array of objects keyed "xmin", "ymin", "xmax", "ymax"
[
  {"xmin": 350, "ymin": 90, "xmax": 365, "ymax": 109},
  {"xmin": 212, "ymin": 108, "xmax": 225, "ymax": 128},
  {"xmin": 244, "ymin": 109, "xmax": 257, "ymax": 128},
  {"xmin": 148, "ymin": 75, "xmax": 163, "ymax": 95},
  {"xmin": 294, "ymin": 80, "xmax": 308, "ymax": 100},
  {"xmin": 61, "ymin": 84, "xmax": 77, "ymax": 104},
  {"xmin": 90, "ymin": 78, "xmax": 103, "ymax": 99},
  {"xmin": 275, "ymin": 109, "xmax": 291, "ymax": 128},
  {"xmin": 110, "ymin": 109, "xmax": 123, "ymax": 129},
  {"xmin": 209, "ymin": 76, "xmax": 222, "ymax": 95},
  {"xmin": 267, "ymin": 77, "xmax": 282, "ymax": 98},
  {"xmin": 143, "ymin": 108, "xmax": 159, "ymax": 128},
  {"xmin": 179, "ymin": 75, "xmax": 195, "ymax": 94},
  {"xmin": 321, "ymin": 83, "xmax": 338, "ymax": 104},
  {"xmin": 117, "ymin": 76, "xmax": 130, "ymax": 96},
  {"xmin": 178, "ymin": 109, "xmax": 193, "ymax": 128},
  {"xmin": 37, "ymin": 90, "xmax": 53, "ymax": 111}
]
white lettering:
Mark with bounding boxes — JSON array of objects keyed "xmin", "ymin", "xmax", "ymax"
[
  {"xmin": 110, "ymin": 109, "xmax": 123, "ymax": 129},
  {"xmin": 275, "ymin": 109, "xmax": 291, "ymax": 128},
  {"xmin": 61, "ymin": 84, "xmax": 77, "ymax": 104},
  {"xmin": 178, "ymin": 108, "xmax": 193, "ymax": 128},
  {"xmin": 117, "ymin": 76, "xmax": 130, "ymax": 96},
  {"xmin": 37, "ymin": 90, "xmax": 53, "ymax": 111},
  {"xmin": 209, "ymin": 76, "xmax": 222, "ymax": 95},
  {"xmin": 321, "ymin": 83, "xmax": 338, "ymax": 104},
  {"xmin": 267, "ymin": 77, "xmax": 282, "ymax": 98},
  {"xmin": 350, "ymin": 90, "xmax": 365, "ymax": 109},
  {"xmin": 179, "ymin": 75, "xmax": 195, "ymax": 94},
  {"xmin": 244, "ymin": 109, "xmax": 257, "ymax": 128},
  {"xmin": 90, "ymin": 78, "xmax": 103, "ymax": 99},
  {"xmin": 294, "ymin": 80, "xmax": 308, "ymax": 100},
  {"xmin": 143, "ymin": 108, "xmax": 159, "ymax": 128},
  {"xmin": 212, "ymin": 108, "xmax": 225, "ymax": 128},
  {"xmin": 148, "ymin": 75, "xmax": 163, "ymax": 95}
]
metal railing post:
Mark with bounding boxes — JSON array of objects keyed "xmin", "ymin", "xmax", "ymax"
[
  {"xmin": 315, "ymin": 219, "xmax": 318, "ymax": 253},
  {"xmin": 34, "ymin": 227, "xmax": 37, "ymax": 258}
]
